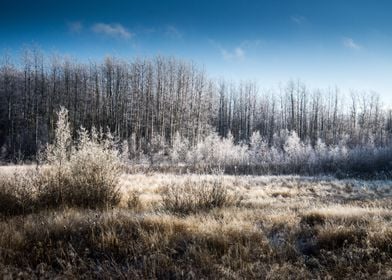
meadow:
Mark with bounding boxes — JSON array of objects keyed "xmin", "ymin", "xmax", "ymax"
[{"xmin": 1, "ymin": 165, "xmax": 392, "ymax": 279}]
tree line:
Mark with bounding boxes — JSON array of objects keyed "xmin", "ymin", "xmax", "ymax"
[{"xmin": 1, "ymin": 48, "xmax": 392, "ymax": 162}]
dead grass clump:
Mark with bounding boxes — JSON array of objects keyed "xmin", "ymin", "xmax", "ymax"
[
  {"xmin": 271, "ymin": 191, "xmax": 292, "ymax": 198},
  {"xmin": 300, "ymin": 206, "xmax": 390, "ymax": 227},
  {"xmin": 161, "ymin": 179, "xmax": 241, "ymax": 215},
  {"xmin": 265, "ymin": 263, "xmax": 311, "ymax": 280},
  {"xmin": 301, "ymin": 212, "xmax": 326, "ymax": 227},
  {"xmin": 0, "ymin": 172, "xmax": 36, "ymax": 216},
  {"xmin": 126, "ymin": 190, "xmax": 143, "ymax": 211},
  {"xmin": 369, "ymin": 229, "xmax": 392, "ymax": 253},
  {"xmin": 316, "ymin": 225, "xmax": 367, "ymax": 250}
]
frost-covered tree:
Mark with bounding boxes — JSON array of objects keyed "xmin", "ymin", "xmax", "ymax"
[{"xmin": 44, "ymin": 107, "xmax": 72, "ymax": 166}]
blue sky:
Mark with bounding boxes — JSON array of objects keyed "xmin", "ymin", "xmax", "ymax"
[{"xmin": 1, "ymin": 0, "xmax": 392, "ymax": 105}]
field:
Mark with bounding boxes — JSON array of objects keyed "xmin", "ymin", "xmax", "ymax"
[{"xmin": 1, "ymin": 166, "xmax": 392, "ymax": 279}]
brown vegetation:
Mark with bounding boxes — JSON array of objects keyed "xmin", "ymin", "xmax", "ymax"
[
  {"xmin": 1, "ymin": 171, "xmax": 392, "ymax": 279},
  {"xmin": 161, "ymin": 178, "xmax": 242, "ymax": 215}
]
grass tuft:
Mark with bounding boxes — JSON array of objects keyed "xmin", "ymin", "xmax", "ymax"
[{"xmin": 161, "ymin": 178, "xmax": 241, "ymax": 215}]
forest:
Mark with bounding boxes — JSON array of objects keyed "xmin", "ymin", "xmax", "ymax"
[{"xmin": 1, "ymin": 49, "xmax": 392, "ymax": 176}]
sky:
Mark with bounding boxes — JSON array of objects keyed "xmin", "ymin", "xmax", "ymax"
[{"xmin": 1, "ymin": 0, "xmax": 392, "ymax": 106}]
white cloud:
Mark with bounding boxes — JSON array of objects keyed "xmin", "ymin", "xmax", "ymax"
[
  {"xmin": 164, "ymin": 25, "xmax": 182, "ymax": 38},
  {"xmin": 234, "ymin": 47, "xmax": 245, "ymax": 58},
  {"xmin": 209, "ymin": 40, "xmax": 246, "ymax": 61},
  {"xmin": 67, "ymin": 21, "xmax": 83, "ymax": 33},
  {"xmin": 343, "ymin": 37, "xmax": 361, "ymax": 50},
  {"xmin": 92, "ymin": 23, "xmax": 132, "ymax": 39},
  {"xmin": 221, "ymin": 47, "xmax": 245, "ymax": 61},
  {"xmin": 291, "ymin": 15, "xmax": 306, "ymax": 25}
]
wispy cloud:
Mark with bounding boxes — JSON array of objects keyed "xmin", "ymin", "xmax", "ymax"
[
  {"xmin": 291, "ymin": 15, "xmax": 307, "ymax": 25},
  {"xmin": 92, "ymin": 23, "xmax": 132, "ymax": 39},
  {"xmin": 210, "ymin": 40, "xmax": 246, "ymax": 61},
  {"xmin": 164, "ymin": 25, "xmax": 182, "ymax": 38},
  {"xmin": 221, "ymin": 47, "xmax": 245, "ymax": 61},
  {"xmin": 343, "ymin": 37, "xmax": 361, "ymax": 49},
  {"xmin": 67, "ymin": 21, "xmax": 83, "ymax": 33}
]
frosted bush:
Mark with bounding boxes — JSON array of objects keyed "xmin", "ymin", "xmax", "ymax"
[
  {"xmin": 284, "ymin": 131, "xmax": 306, "ymax": 165},
  {"xmin": 170, "ymin": 131, "xmax": 189, "ymax": 164},
  {"xmin": 186, "ymin": 131, "xmax": 248, "ymax": 169},
  {"xmin": 249, "ymin": 131, "xmax": 269, "ymax": 165},
  {"xmin": 186, "ymin": 132, "xmax": 219, "ymax": 168},
  {"xmin": 38, "ymin": 108, "xmax": 122, "ymax": 208}
]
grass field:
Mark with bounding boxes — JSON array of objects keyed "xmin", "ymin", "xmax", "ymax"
[{"xmin": 1, "ymin": 166, "xmax": 392, "ymax": 279}]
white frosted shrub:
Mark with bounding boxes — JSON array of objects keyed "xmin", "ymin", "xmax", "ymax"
[
  {"xmin": 284, "ymin": 131, "xmax": 306, "ymax": 165},
  {"xmin": 38, "ymin": 108, "xmax": 122, "ymax": 208},
  {"xmin": 218, "ymin": 132, "xmax": 248, "ymax": 165},
  {"xmin": 249, "ymin": 131, "xmax": 270, "ymax": 165},
  {"xmin": 186, "ymin": 131, "xmax": 248, "ymax": 169},
  {"xmin": 186, "ymin": 132, "xmax": 219, "ymax": 168},
  {"xmin": 67, "ymin": 127, "xmax": 121, "ymax": 207},
  {"xmin": 170, "ymin": 131, "xmax": 189, "ymax": 164}
]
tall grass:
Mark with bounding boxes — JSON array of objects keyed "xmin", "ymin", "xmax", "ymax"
[
  {"xmin": 0, "ymin": 171, "xmax": 36, "ymax": 215},
  {"xmin": 161, "ymin": 178, "xmax": 241, "ymax": 215},
  {"xmin": 1, "ymin": 174, "xmax": 392, "ymax": 278}
]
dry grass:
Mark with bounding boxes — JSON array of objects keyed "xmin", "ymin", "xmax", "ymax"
[
  {"xmin": 161, "ymin": 178, "xmax": 242, "ymax": 215},
  {"xmin": 0, "ymin": 170, "xmax": 36, "ymax": 215},
  {"xmin": 0, "ymin": 164, "xmax": 121, "ymax": 214},
  {"xmin": 1, "ymin": 168, "xmax": 392, "ymax": 279}
]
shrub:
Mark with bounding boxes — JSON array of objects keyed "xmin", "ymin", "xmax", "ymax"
[
  {"xmin": 36, "ymin": 107, "xmax": 122, "ymax": 209},
  {"xmin": 161, "ymin": 178, "xmax": 241, "ymax": 215},
  {"xmin": 66, "ymin": 127, "xmax": 122, "ymax": 208},
  {"xmin": 186, "ymin": 131, "xmax": 248, "ymax": 171},
  {"xmin": 0, "ymin": 107, "xmax": 122, "ymax": 215}
]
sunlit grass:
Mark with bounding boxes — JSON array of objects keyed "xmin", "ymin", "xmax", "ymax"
[{"xmin": 1, "ymin": 169, "xmax": 392, "ymax": 278}]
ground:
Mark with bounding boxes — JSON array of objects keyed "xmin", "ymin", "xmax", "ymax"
[{"xmin": 1, "ymin": 166, "xmax": 392, "ymax": 279}]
